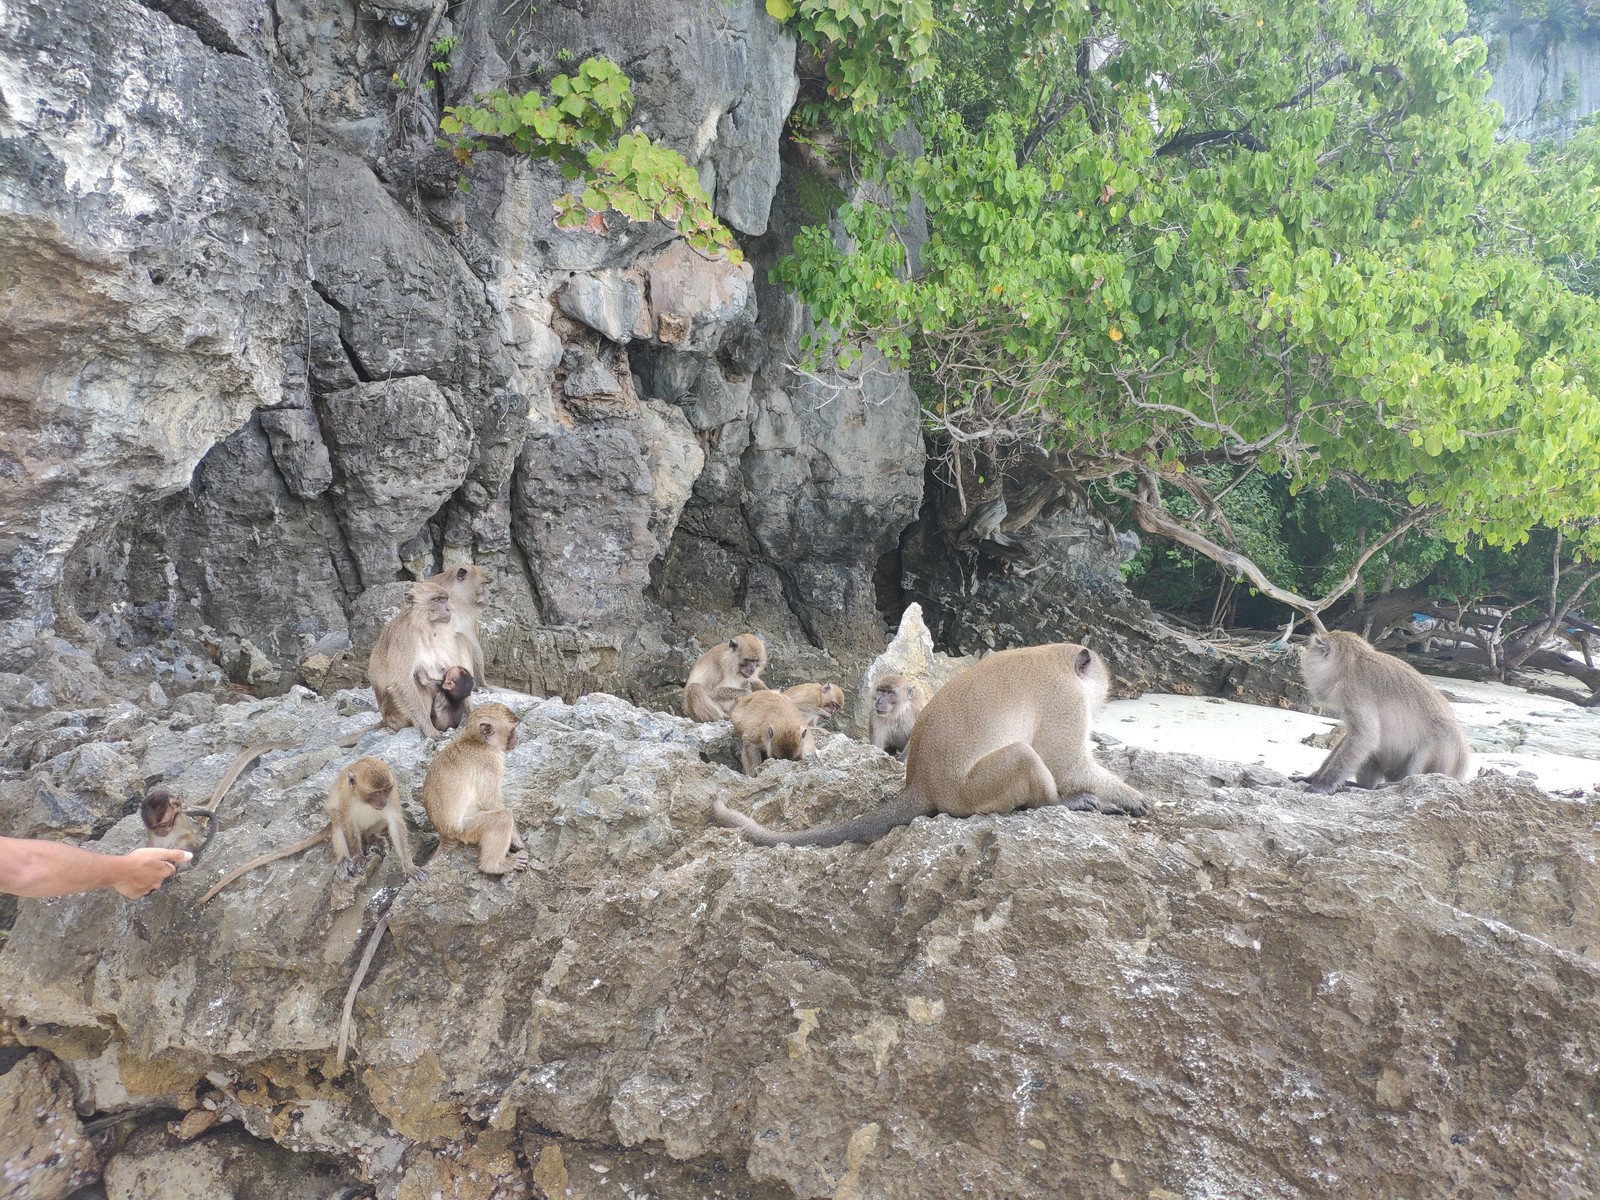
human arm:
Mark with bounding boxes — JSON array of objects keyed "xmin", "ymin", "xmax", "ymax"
[{"xmin": 0, "ymin": 837, "xmax": 191, "ymax": 899}]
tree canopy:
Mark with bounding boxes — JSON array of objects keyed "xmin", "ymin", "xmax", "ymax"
[{"xmin": 770, "ymin": 0, "xmax": 1600, "ymax": 636}]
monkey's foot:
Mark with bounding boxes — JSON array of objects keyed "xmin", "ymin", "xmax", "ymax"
[
  {"xmin": 335, "ymin": 857, "xmax": 367, "ymax": 882},
  {"xmin": 1059, "ymin": 792, "xmax": 1102, "ymax": 812}
]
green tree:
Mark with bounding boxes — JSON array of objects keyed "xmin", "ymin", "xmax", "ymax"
[{"xmin": 772, "ymin": 0, "xmax": 1600, "ymax": 635}]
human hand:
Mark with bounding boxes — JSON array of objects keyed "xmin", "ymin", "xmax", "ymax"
[{"xmin": 115, "ymin": 847, "xmax": 191, "ymax": 899}]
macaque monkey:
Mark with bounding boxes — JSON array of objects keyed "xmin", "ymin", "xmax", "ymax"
[
  {"xmin": 196, "ymin": 758, "xmax": 421, "ymax": 905},
  {"xmin": 139, "ymin": 791, "xmax": 217, "ymax": 872},
  {"xmin": 713, "ymin": 643, "xmax": 1146, "ymax": 847},
  {"xmin": 683, "ymin": 634, "xmax": 769, "ymax": 722},
  {"xmin": 731, "ymin": 691, "xmax": 819, "ymax": 775},
  {"xmin": 426, "ymin": 563, "xmax": 490, "ymax": 682},
  {"xmin": 136, "ymin": 740, "xmax": 293, "ymax": 869},
  {"xmin": 426, "ymin": 665, "xmax": 475, "ymax": 734},
  {"xmin": 868, "ymin": 673, "xmax": 928, "ymax": 759},
  {"xmin": 782, "ymin": 682, "xmax": 845, "ymax": 726},
  {"xmin": 420, "ymin": 702, "xmax": 528, "ymax": 875},
  {"xmin": 1297, "ymin": 630, "xmax": 1471, "ymax": 792},
  {"xmin": 342, "ymin": 582, "xmax": 465, "ymax": 745}
]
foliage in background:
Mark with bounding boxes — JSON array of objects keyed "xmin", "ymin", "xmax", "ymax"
[
  {"xmin": 439, "ymin": 58, "xmax": 740, "ymax": 260},
  {"xmin": 766, "ymin": 0, "xmax": 1600, "ymax": 653}
]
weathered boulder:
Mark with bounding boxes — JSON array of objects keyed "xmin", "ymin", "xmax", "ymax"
[
  {"xmin": 2, "ymin": 687, "xmax": 1597, "ymax": 1199},
  {"xmin": 0, "ymin": 1051, "xmax": 102, "ymax": 1199}
]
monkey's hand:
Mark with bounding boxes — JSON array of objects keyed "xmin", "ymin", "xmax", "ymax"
[
  {"xmin": 404, "ymin": 864, "xmax": 428, "ymax": 883},
  {"xmin": 335, "ymin": 856, "xmax": 367, "ymax": 882},
  {"xmin": 1298, "ymin": 777, "xmax": 1341, "ymax": 794},
  {"xmin": 509, "ymin": 851, "xmax": 530, "ymax": 872}
]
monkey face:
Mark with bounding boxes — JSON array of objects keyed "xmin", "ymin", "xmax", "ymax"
[
  {"xmin": 738, "ymin": 657, "xmax": 760, "ymax": 678},
  {"xmin": 873, "ymin": 687, "xmax": 898, "ymax": 715},
  {"xmin": 139, "ymin": 789, "xmax": 180, "ymax": 836}
]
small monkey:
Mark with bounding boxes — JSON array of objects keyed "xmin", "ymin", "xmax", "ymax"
[
  {"xmin": 713, "ymin": 643, "xmax": 1145, "ymax": 848},
  {"xmin": 343, "ymin": 582, "xmax": 465, "ymax": 745},
  {"xmin": 136, "ymin": 740, "xmax": 293, "ymax": 869},
  {"xmin": 426, "ymin": 563, "xmax": 490, "ymax": 682},
  {"xmin": 1297, "ymin": 630, "xmax": 1471, "ymax": 792},
  {"xmin": 868, "ymin": 673, "xmax": 928, "ymax": 759},
  {"xmin": 425, "ymin": 664, "xmax": 475, "ymax": 734},
  {"xmin": 420, "ymin": 702, "xmax": 528, "ymax": 875},
  {"xmin": 731, "ymin": 691, "xmax": 818, "ymax": 775},
  {"xmin": 782, "ymin": 682, "xmax": 845, "ymax": 726},
  {"xmin": 196, "ymin": 758, "xmax": 421, "ymax": 906},
  {"xmin": 139, "ymin": 791, "xmax": 217, "ymax": 871},
  {"xmin": 683, "ymin": 634, "xmax": 769, "ymax": 722}
]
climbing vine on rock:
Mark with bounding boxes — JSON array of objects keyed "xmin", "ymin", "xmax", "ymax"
[{"xmin": 440, "ymin": 58, "xmax": 740, "ymax": 260}]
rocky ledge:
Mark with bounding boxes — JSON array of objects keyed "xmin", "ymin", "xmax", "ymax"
[{"xmin": 2, "ymin": 686, "xmax": 1598, "ymax": 1199}]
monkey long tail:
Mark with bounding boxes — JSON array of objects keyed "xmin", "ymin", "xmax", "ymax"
[
  {"xmin": 336, "ymin": 721, "xmax": 385, "ymax": 749},
  {"xmin": 336, "ymin": 845, "xmax": 441, "ymax": 1070},
  {"xmin": 710, "ymin": 788, "xmax": 931, "ymax": 848},
  {"xmin": 194, "ymin": 828, "xmax": 329, "ymax": 906},
  {"xmin": 199, "ymin": 741, "xmax": 296, "ymax": 814}
]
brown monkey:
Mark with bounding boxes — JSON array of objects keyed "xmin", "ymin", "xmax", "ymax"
[
  {"xmin": 683, "ymin": 634, "xmax": 769, "ymax": 722},
  {"xmin": 341, "ymin": 582, "xmax": 464, "ymax": 745},
  {"xmin": 426, "ymin": 563, "xmax": 490, "ymax": 682},
  {"xmin": 782, "ymin": 682, "xmax": 845, "ymax": 726},
  {"xmin": 731, "ymin": 691, "xmax": 819, "ymax": 775},
  {"xmin": 136, "ymin": 740, "xmax": 293, "ymax": 869},
  {"xmin": 1297, "ymin": 630, "xmax": 1471, "ymax": 792},
  {"xmin": 196, "ymin": 758, "xmax": 421, "ymax": 905},
  {"xmin": 713, "ymin": 643, "xmax": 1145, "ymax": 848},
  {"xmin": 139, "ymin": 791, "xmax": 217, "ymax": 872},
  {"xmin": 425, "ymin": 664, "xmax": 475, "ymax": 734},
  {"xmin": 420, "ymin": 702, "xmax": 528, "ymax": 875},
  {"xmin": 868, "ymin": 673, "xmax": 928, "ymax": 759}
]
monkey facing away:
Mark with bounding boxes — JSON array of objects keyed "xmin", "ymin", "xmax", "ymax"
[
  {"xmin": 196, "ymin": 758, "xmax": 422, "ymax": 906},
  {"xmin": 1297, "ymin": 630, "xmax": 1471, "ymax": 792},
  {"xmin": 426, "ymin": 563, "xmax": 490, "ymax": 683},
  {"xmin": 421, "ymin": 702, "xmax": 528, "ymax": 875},
  {"xmin": 140, "ymin": 791, "xmax": 217, "ymax": 871},
  {"xmin": 782, "ymin": 682, "xmax": 845, "ymax": 726},
  {"xmin": 732, "ymin": 691, "xmax": 819, "ymax": 776},
  {"xmin": 345, "ymin": 581, "xmax": 465, "ymax": 745},
  {"xmin": 425, "ymin": 665, "xmax": 475, "ymax": 735},
  {"xmin": 713, "ymin": 643, "xmax": 1146, "ymax": 848},
  {"xmin": 868, "ymin": 673, "xmax": 928, "ymax": 759},
  {"xmin": 683, "ymin": 634, "xmax": 769, "ymax": 722}
]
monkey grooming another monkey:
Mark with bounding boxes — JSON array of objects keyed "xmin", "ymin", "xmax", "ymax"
[
  {"xmin": 420, "ymin": 702, "xmax": 528, "ymax": 875},
  {"xmin": 140, "ymin": 792, "xmax": 218, "ymax": 871},
  {"xmin": 1297, "ymin": 630, "xmax": 1471, "ymax": 792},
  {"xmin": 426, "ymin": 563, "xmax": 490, "ymax": 683},
  {"xmin": 341, "ymin": 582, "xmax": 466, "ymax": 745},
  {"xmin": 713, "ymin": 643, "xmax": 1146, "ymax": 848},
  {"xmin": 868, "ymin": 673, "xmax": 928, "ymax": 759},
  {"xmin": 425, "ymin": 664, "xmax": 475, "ymax": 734},
  {"xmin": 782, "ymin": 682, "xmax": 845, "ymax": 726},
  {"xmin": 732, "ymin": 691, "xmax": 819, "ymax": 775},
  {"xmin": 683, "ymin": 634, "xmax": 769, "ymax": 722},
  {"xmin": 196, "ymin": 758, "xmax": 421, "ymax": 906}
]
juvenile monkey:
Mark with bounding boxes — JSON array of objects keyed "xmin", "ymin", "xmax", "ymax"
[
  {"xmin": 136, "ymin": 740, "xmax": 293, "ymax": 869},
  {"xmin": 426, "ymin": 563, "xmax": 490, "ymax": 682},
  {"xmin": 1297, "ymin": 630, "xmax": 1471, "ymax": 792},
  {"xmin": 139, "ymin": 791, "xmax": 217, "ymax": 871},
  {"xmin": 196, "ymin": 758, "xmax": 421, "ymax": 905},
  {"xmin": 683, "ymin": 634, "xmax": 769, "ymax": 722},
  {"xmin": 425, "ymin": 664, "xmax": 475, "ymax": 734},
  {"xmin": 420, "ymin": 702, "xmax": 528, "ymax": 875},
  {"xmin": 713, "ymin": 643, "xmax": 1146, "ymax": 847},
  {"xmin": 342, "ymin": 582, "xmax": 464, "ymax": 745},
  {"xmin": 732, "ymin": 691, "xmax": 819, "ymax": 775},
  {"xmin": 868, "ymin": 673, "xmax": 928, "ymax": 759},
  {"xmin": 782, "ymin": 682, "xmax": 845, "ymax": 726}
]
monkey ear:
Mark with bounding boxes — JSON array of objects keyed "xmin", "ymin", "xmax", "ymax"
[
  {"xmin": 456, "ymin": 566, "xmax": 469, "ymax": 581},
  {"xmin": 766, "ymin": 725, "xmax": 775, "ymax": 741},
  {"xmin": 728, "ymin": 639, "xmax": 739, "ymax": 651},
  {"xmin": 478, "ymin": 719, "xmax": 493, "ymax": 739},
  {"xmin": 1074, "ymin": 648, "xmax": 1094, "ymax": 676}
]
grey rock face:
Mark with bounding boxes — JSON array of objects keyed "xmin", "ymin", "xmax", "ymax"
[
  {"xmin": 2, "ymin": 687, "xmax": 1598, "ymax": 1199},
  {"xmin": 0, "ymin": 1052, "xmax": 102, "ymax": 1199},
  {"xmin": 0, "ymin": 0, "xmax": 299, "ymax": 668}
]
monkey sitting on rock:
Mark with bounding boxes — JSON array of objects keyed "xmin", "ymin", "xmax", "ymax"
[
  {"xmin": 1297, "ymin": 630, "xmax": 1471, "ymax": 791},
  {"xmin": 867, "ymin": 673, "xmax": 927, "ymax": 760},
  {"xmin": 714, "ymin": 643, "xmax": 1145, "ymax": 847},
  {"xmin": 683, "ymin": 634, "xmax": 770, "ymax": 721}
]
